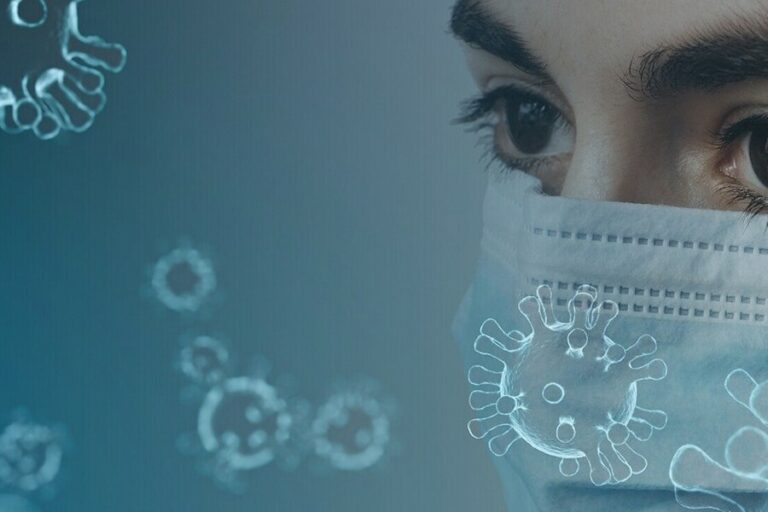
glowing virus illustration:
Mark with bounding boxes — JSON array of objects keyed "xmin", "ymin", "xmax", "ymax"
[
  {"xmin": 151, "ymin": 246, "xmax": 216, "ymax": 313},
  {"xmin": 670, "ymin": 369, "xmax": 768, "ymax": 512},
  {"xmin": 0, "ymin": 494, "xmax": 39, "ymax": 512},
  {"xmin": 467, "ymin": 284, "xmax": 668, "ymax": 486},
  {"xmin": 0, "ymin": 420, "xmax": 63, "ymax": 493},
  {"xmin": 312, "ymin": 385, "xmax": 392, "ymax": 471},
  {"xmin": 0, "ymin": 0, "xmax": 127, "ymax": 139},
  {"xmin": 178, "ymin": 335, "xmax": 230, "ymax": 386}
]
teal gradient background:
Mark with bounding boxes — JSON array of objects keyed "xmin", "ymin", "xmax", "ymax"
[{"xmin": 0, "ymin": 0, "xmax": 505, "ymax": 510}]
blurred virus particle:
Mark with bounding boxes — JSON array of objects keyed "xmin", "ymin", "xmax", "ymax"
[
  {"xmin": 312, "ymin": 386, "xmax": 392, "ymax": 471},
  {"xmin": 0, "ymin": 494, "xmax": 39, "ymax": 512},
  {"xmin": 197, "ymin": 376, "xmax": 294, "ymax": 483},
  {"xmin": 0, "ymin": 420, "xmax": 63, "ymax": 493},
  {"xmin": 151, "ymin": 246, "xmax": 216, "ymax": 313},
  {"xmin": 177, "ymin": 349, "xmax": 312, "ymax": 490},
  {"xmin": 0, "ymin": 0, "xmax": 127, "ymax": 139},
  {"xmin": 179, "ymin": 335, "xmax": 230, "ymax": 386}
]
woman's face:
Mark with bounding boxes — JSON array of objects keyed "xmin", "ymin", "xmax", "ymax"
[
  {"xmin": 452, "ymin": 2, "xmax": 768, "ymax": 511},
  {"xmin": 453, "ymin": 0, "xmax": 768, "ymax": 213}
]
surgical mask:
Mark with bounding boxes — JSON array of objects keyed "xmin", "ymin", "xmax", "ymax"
[{"xmin": 453, "ymin": 170, "xmax": 768, "ymax": 512}]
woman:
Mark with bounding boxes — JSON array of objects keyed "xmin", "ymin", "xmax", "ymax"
[{"xmin": 451, "ymin": 1, "xmax": 768, "ymax": 511}]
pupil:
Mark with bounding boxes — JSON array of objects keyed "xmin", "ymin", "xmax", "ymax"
[
  {"xmin": 506, "ymin": 97, "xmax": 557, "ymax": 155},
  {"xmin": 749, "ymin": 127, "xmax": 768, "ymax": 187}
]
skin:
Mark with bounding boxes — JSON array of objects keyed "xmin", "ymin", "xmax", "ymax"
[{"xmin": 457, "ymin": 0, "xmax": 768, "ymax": 211}]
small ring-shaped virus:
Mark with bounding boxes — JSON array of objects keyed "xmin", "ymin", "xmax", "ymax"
[
  {"xmin": 197, "ymin": 376, "xmax": 293, "ymax": 472},
  {"xmin": 179, "ymin": 335, "xmax": 230, "ymax": 386},
  {"xmin": 151, "ymin": 247, "xmax": 216, "ymax": 313},
  {"xmin": 0, "ymin": 421, "xmax": 63, "ymax": 493},
  {"xmin": 312, "ymin": 390, "xmax": 391, "ymax": 471}
]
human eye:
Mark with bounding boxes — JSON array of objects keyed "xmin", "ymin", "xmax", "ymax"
[
  {"xmin": 714, "ymin": 111, "xmax": 768, "ymax": 216},
  {"xmin": 457, "ymin": 84, "xmax": 574, "ymax": 184}
]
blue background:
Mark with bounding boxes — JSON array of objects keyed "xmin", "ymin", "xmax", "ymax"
[{"xmin": 0, "ymin": 0, "xmax": 506, "ymax": 510}]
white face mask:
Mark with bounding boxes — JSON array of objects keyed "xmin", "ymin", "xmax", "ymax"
[{"xmin": 453, "ymin": 171, "xmax": 768, "ymax": 512}]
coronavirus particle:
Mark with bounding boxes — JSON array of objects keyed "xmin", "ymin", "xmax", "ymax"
[
  {"xmin": 179, "ymin": 335, "xmax": 230, "ymax": 386},
  {"xmin": 467, "ymin": 284, "xmax": 668, "ymax": 486},
  {"xmin": 197, "ymin": 376, "xmax": 294, "ymax": 480},
  {"xmin": 670, "ymin": 369, "xmax": 768, "ymax": 512},
  {"xmin": 0, "ymin": 0, "xmax": 127, "ymax": 139},
  {"xmin": 151, "ymin": 246, "xmax": 216, "ymax": 313},
  {"xmin": 312, "ymin": 386, "xmax": 392, "ymax": 471},
  {"xmin": 0, "ymin": 420, "xmax": 63, "ymax": 493}
]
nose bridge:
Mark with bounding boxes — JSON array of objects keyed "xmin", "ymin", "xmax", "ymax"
[
  {"xmin": 560, "ymin": 107, "xmax": 664, "ymax": 204},
  {"xmin": 561, "ymin": 134, "xmax": 621, "ymax": 202},
  {"xmin": 561, "ymin": 125, "xmax": 644, "ymax": 203}
]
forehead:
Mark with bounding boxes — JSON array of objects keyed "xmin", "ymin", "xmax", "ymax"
[{"xmin": 478, "ymin": 0, "xmax": 768, "ymax": 90}]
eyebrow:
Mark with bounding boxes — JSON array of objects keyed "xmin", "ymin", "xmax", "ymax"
[
  {"xmin": 450, "ymin": 0, "xmax": 551, "ymax": 82},
  {"xmin": 451, "ymin": 1, "xmax": 768, "ymax": 101},
  {"xmin": 624, "ymin": 16, "xmax": 768, "ymax": 99}
]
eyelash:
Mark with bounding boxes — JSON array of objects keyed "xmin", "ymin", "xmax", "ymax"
[
  {"xmin": 458, "ymin": 86, "xmax": 768, "ymax": 219},
  {"xmin": 714, "ymin": 113, "xmax": 768, "ymax": 149},
  {"xmin": 717, "ymin": 183, "xmax": 768, "ymax": 219}
]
